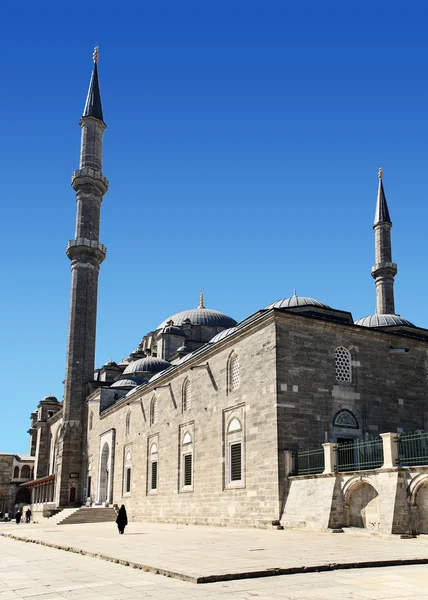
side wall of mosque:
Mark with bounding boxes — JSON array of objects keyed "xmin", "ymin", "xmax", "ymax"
[{"xmin": 86, "ymin": 318, "xmax": 281, "ymax": 527}]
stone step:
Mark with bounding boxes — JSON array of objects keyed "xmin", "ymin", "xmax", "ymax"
[
  {"xmin": 58, "ymin": 507, "xmax": 117, "ymax": 525},
  {"xmin": 46, "ymin": 507, "xmax": 80, "ymax": 524}
]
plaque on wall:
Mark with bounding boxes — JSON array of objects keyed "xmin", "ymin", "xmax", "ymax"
[{"xmin": 69, "ymin": 472, "xmax": 79, "ymax": 478}]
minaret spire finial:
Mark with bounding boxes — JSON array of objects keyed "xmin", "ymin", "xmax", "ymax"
[
  {"xmin": 199, "ymin": 289, "xmax": 205, "ymax": 309},
  {"xmin": 371, "ymin": 168, "xmax": 397, "ymax": 315},
  {"xmin": 82, "ymin": 45, "xmax": 104, "ymax": 123}
]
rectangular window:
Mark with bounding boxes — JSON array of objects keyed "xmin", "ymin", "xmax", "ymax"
[
  {"xmin": 230, "ymin": 442, "xmax": 242, "ymax": 482},
  {"xmin": 151, "ymin": 461, "xmax": 158, "ymax": 491},
  {"xmin": 87, "ymin": 476, "xmax": 91, "ymax": 499},
  {"xmin": 183, "ymin": 454, "xmax": 192, "ymax": 487},
  {"xmin": 125, "ymin": 468, "xmax": 131, "ymax": 493}
]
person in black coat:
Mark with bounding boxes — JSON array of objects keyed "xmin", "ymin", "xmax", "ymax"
[
  {"xmin": 116, "ymin": 505, "xmax": 128, "ymax": 534},
  {"xmin": 15, "ymin": 510, "xmax": 22, "ymax": 525}
]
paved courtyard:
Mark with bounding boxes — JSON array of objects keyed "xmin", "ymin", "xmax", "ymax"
[
  {"xmin": 1, "ymin": 520, "xmax": 428, "ymax": 585},
  {"xmin": 1, "ymin": 534, "xmax": 428, "ymax": 599}
]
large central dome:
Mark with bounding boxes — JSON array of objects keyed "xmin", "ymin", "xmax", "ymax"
[{"xmin": 157, "ymin": 308, "xmax": 237, "ymax": 330}]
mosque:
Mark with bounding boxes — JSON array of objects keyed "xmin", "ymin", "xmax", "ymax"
[{"xmin": 1, "ymin": 49, "xmax": 428, "ymax": 530}]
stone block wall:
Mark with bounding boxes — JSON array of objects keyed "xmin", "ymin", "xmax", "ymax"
[{"xmin": 86, "ymin": 319, "xmax": 281, "ymax": 527}]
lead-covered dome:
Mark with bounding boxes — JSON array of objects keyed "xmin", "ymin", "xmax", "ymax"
[
  {"xmin": 157, "ymin": 308, "xmax": 237, "ymax": 330},
  {"xmin": 266, "ymin": 296, "xmax": 330, "ymax": 310},
  {"xmin": 209, "ymin": 327, "xmax": 238, "ymax": 344},
  {"xmin": 355, "ymin": 314, "xmax": 415, "ymax": 328},
  {"xmin": 110, "ymin": 376, "xmax": 147, "ymax": 389},
  {"xmin": 123, "ymin": 357, "xmax": 171, "ymax": 375}
]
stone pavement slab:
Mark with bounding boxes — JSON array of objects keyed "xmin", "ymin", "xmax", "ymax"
[
  {"xmin": 1, "ymin": 520, "xmax": 428, "ymax": 584},
  {"xmin": 1, "ymin": 536, "xmax": 428, "ymax": 599}
]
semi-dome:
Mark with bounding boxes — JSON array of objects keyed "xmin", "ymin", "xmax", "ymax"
[
  {"xmin": 355, "ymin": 314, "xmax": 415, "ymax": 328},
  {"xmin": 157, "ymin": 308, "xmax": 237, "ymax": 330},
  {"xmin": 266, "ymin": 296, "xmax": 331, "ymax": 310},
  {"xmin": 123, "ymin": 357, "xmax": 171, "ymax": 375},
  {"xmin": 110, "ymin": 377, "xmax": 147, "ymax": 389},
  {"xmin": 209, "ymin": 327, "xmax": 238, "ymax": 344}
]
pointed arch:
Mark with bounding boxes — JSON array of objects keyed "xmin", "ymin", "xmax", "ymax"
[
  {"xmin": 227, "ymin": 351, "xmax": 240, "ymax": 392},
  {"xmin": 150, "ymin": 395, "xmax": 158, "ymax": 426},
  {"xmin": 182, "ymin": 378, "xmax": 192, "ymax": 412}
]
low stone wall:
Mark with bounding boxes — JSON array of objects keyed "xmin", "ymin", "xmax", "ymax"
[{"xmin": 281, "ymin": 467, "xmax": 428, "ymax": 535}]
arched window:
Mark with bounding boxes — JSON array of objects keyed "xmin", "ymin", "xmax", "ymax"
[
  {"xmin": 21, "ymin": 465, "xmax": 30, "ymax": 479},
  {"xmin": 333, "ymin": 409, "xmax": 359, "ymax": 429},
  {"xmin": 125, "ymin": 410, "xmax": 131, "ymax": 436},
  {"xmin": 182, "ymin": 379, "xmax": 192, "ymax": 412},
  {"xmin": 181, "ymin": 432, "xmax": 193, "ymax": 489},
  {"xmin": 226, "ymin": 416, "xmax": 244, "ymax": 486},
  {"xmin": 228, "ymin": 352, "xmax": 240, "ymax": 391},
  {"xmin": 150, "ymin": 396, "xmax": 158, "ymax": 426},
  {"xmin": 89, "ymin": 412, "xmax": 93, "ymax": 431},
  {"xmin": 13, "ymin": 466, "xmax": 19, "ymax": 479},
  {"xmin": 335, "ymin": 346, "xmax": 352, "ymax": 383},
  {"xmin": 149, "ymin": 442, "xmax": 158, "ymax": 492}
]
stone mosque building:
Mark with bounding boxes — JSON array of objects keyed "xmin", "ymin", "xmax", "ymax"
[{"xmin": 2, "ymin": 50, "xmax": 428, "ymax": 532}]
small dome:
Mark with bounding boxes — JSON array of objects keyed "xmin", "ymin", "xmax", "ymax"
[
  {"xmin": 41, "ymin": 395, "xmax": 59, "ymax": 403},
  {"xmin": 209, "ymin": 327, "xmax": 238, "ymax": 344},
  {"xmin": 266, "ymin": 296, "xmax": 331, "ymax": 310},
  {"xmin": 118, "ymin": 358, "xmax": 130, "ymax": 367},
  {"xmin": 123, "ymin": 356, "xmax": 171, "ymax": 375},
  {"xmin": 157, "ymin": 308, "xmax": 237, "ymax": 330},
  {"xmin": 111, "ymin": 377, "xmax": 147, "ymax": 389},
  {"xmin": 355, "ymin": 314, "xmax": 415, "ymax": 328},
  {"xmin": 161, "ymin": 325, "xmax": 186, "ymax": 336},
  {"xmin": 104, "ymin": 358, "xmax": 117, "ymax": 367}
]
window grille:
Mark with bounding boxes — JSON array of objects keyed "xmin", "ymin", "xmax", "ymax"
[
  {"xmin": 125, "ymin": 468, "xmax": 131, "ymax": 493},
  {"xmin": 335, "ymin": 346, "xmax": 352, "ymax": 383},
  {"xmin": 333, "ymin": 409, "xmax": 358, "ymax": 429},
  {"xmin": 230, "ymin": 442, "xmax": 242, "ymax": 481},
  {"xmin": 183, "ymin": 454, "xmax": 192, "ymax": 486},
  {"xmin": 230, "ymin": 355, "xmax": 240, "ymax": 391},
  {"xmin": 151, "ymin": 461, "xmax": 158, "ymax": 490}
]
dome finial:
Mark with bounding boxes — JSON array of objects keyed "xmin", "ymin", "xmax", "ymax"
[
  {"xmin": 293, "ymin": 289, "xmax": 297, "ymax": 297},
  {"xmin": 93, "ymin": 45, "xmax": 99, "ymax": 63},
  {"xmin": 199, "ymin": 289, "xmax": 206, "ymax": 309},
  {"xmin": 378, "ymin": 166, "xmax": 383, "ymax": 179}
]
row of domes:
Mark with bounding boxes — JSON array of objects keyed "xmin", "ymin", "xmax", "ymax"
[{"xmin": 108, "ymin": 295, "xmax": 416, "ymax": 393}]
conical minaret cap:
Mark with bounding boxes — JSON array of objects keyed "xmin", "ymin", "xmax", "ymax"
[
  {"xmin": 374, "ymin": 167, "xmax": 391, "ymax": 225},
  {"xmin": 82, "ymin": 46, "xmax": 104, "ymax": 123}
]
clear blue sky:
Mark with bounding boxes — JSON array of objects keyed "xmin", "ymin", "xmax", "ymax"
[{"xmin": 1, "ymin": 1, "xmax": 427, "ymax": 453}]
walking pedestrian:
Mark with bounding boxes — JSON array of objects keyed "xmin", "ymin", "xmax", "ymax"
[
  {"xmin": 25, "ymin": 508, "xmax": 32, "ymax": 524},
  {"xmin": 15, "ymin": 510, "xmax": 22, "ymax": 524},
  {"xmin": 116, "ymin": 505, "xmax": 128, "ymax": 534}
]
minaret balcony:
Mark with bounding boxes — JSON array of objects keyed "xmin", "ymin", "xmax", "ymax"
[
  {"xmin": 371, "ymin": 262, "xmax": 397, "ymax": 279},
  {"xmin": 66, "ymin": 238, "xmax": 107, "ymax": 264},
  {"xmin": 72, "ymin": 168, "xmax": 109, "ymax": 195}
]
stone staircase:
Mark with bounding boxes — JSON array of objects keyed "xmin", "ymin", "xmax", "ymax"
[
  {"xmin": 46, "ymin": 507, "xmax": 81, "ymax": 525},
  {"xmin": 55, "ymin": 507, "xmax": 117, "ymax": 525}
]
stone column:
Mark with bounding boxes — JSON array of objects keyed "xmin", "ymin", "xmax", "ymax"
[
  {"xmin": 322, "ymin": 443, "xmax": 337, "ymax": 474},
  {"xmin": 380, "ymin": 432, "xmax": 400, "ymax": 468}
]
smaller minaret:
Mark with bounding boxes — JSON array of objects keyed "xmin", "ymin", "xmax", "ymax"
[{"xmin": 371, "ymin": 168, "xmax": 397, "ymax": 314}]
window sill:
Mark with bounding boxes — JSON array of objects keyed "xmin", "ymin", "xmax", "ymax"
[{"xmin": 225, "ymin": 482, "xmax": 245, "ymax": 490}]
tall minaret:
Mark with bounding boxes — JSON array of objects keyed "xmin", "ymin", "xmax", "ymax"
[
  {"xmin": 371, "ymin": 168, "xmax": 397, "ymax": 315},
  {"xmin": 56, "ymin": 47, "xmax": 108, "ymax": 506}
]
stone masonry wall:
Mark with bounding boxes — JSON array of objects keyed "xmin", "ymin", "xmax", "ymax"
[{"xmin": 86, "ymin": 318, "xmax": 280, "ymax": 527}]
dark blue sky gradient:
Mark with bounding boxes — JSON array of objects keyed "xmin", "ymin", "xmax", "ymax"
[{"xmin": 1, "ymin": 2, "xmax": 428, "ymax": 451}]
